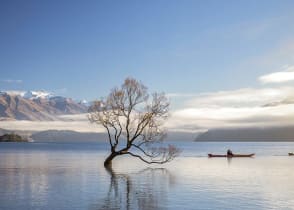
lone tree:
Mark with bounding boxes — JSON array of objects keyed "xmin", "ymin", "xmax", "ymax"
[{"xmin": 88, "ymin": 77, "xmax": 180, "ymax": 167}]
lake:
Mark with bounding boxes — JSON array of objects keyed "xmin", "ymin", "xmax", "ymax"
[{"xmin": 1, "ymin": 142, "xmax": 294, "ymax": 210}]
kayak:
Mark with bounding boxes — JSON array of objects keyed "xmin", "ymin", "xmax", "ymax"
[
  {"xmin": 289, "ymin": 153, "xmax": 294, "ymax": 156},
  {"xmin": 208, "ymin": 153, "xmax": 255, "ymax": 158}
]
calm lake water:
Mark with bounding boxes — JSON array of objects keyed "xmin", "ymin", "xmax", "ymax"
[{"xmin": 1, "ymin": 141, "xmax": 294, "ymax": 210}]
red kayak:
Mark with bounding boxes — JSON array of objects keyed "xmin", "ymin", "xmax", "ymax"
[{"xmin": 208, "ymin": 153, "xmax": 255, "ymax": 158}]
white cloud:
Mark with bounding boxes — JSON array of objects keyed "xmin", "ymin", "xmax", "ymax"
[
  {"xmin": 166, "ymin": 86, "xmax": 294, "ymax": 132},
  {"xmin": 174, "ymin": 86, "xmax": 294, "ymax": 108},
  {"xmin": 167, "ymin": 104, "xmax": 294, "ymax": 132},
  {"xmin": 259, "ymin": 65, "xmax": 294, "ymax": 84}
]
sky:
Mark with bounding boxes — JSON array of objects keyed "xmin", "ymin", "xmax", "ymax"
[{"xmin": 1, "ymin": 0, "xmax": 294, "ymax": 133}]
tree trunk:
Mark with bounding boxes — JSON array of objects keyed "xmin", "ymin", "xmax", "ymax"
[{"xmin": 104, "ymin": 152, "xmax": 118, "ymax": 168}]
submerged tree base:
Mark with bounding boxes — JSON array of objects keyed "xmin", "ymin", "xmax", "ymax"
[
  {"xmin": 104, "ymin": 152, "xmax": 117, "ymax": 167},
  {"xmin": 103, "ymin": 144, "xmax": 181, "ymax": 168}
]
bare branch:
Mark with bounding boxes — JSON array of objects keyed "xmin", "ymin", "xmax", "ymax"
[
  {"xmin": 126, "ymin": 145, "xmax": 180, "ymax": 164},
  {"xmin": 131, "ymin": 143, "xmax": 154, "ymax": 158},
  {"xmin": 88, "ymin": 77, "xmax": 180, "ymax": 166}
]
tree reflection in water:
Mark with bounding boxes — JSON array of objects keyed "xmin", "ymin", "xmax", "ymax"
[{"xmin": 91, "ymin": 166, "xmax": 175, "ymax": 210}]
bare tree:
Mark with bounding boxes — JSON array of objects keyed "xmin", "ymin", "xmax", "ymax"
[{"xmin": 88, "ymin": 77, "xmax": 180, "ymax": 167}]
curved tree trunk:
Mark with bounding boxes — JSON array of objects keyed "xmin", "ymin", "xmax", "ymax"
[{"xmin": 104, "ymin": 152, "xmax": 118, "ymax": 168}]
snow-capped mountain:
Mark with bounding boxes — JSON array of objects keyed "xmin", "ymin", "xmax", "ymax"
[
  {"xmin": 0, "ymin": 90, "xmax": 88, "ymax": 121},
  {"xmin": 78, "ymin": 99, "xmax": 91, "ymax": 107},
  {"xmin": 23, "ymin": 90, "xmax": 53, "ymax": 100},
  {"xmin": 1, "ymin": 90, "xmax": 52, "ymax": 99}
]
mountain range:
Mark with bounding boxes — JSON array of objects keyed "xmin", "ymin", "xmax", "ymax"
[
  {"xmin": 0, "ymin": 91, "xmax": 88, "ymax": 121},
  {"xmin": 31, "ymin": 130, "xmax": 107, "ymax": 142},
  {"xmin": 1, "ymin": 91, "xmax": 294, "ymax": 142},
  {"xmin": 195, "ymin": 126, "xmax": 294, "ymax": 141}
]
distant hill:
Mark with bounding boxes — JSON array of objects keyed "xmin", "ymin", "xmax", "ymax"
[
  {"xmin": 3, "ymin": 126, "xmax": 294, "ymax": 143},
  {"xmin": 0, "ymin": 133, "xmax": 28, "ymax": 142},
  {"xmin": 0, "ymin": 91, "xmax": 87, "ymax": 120},
  {"xmin": 31, "ymin": 130, "xmax": 107, "ymax": 142},
  {"xmin": 9, "ymin": 129, "xmax": 198, "ymax": 143},
  {"xmin": 195, "ymin": 126, "xmax": 294, "ymax": 142},
  {"xmin": 30, "ymin": 130, "xmax": 196, "ymax": 143},
  {"xmin": 0, "ymin": 128, "xmax": 10, "ymax": 135}
]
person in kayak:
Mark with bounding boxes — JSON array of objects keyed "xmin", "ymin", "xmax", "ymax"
[{"xmin": 227, "ymin": 149, "xmax": 233, "ymax": 156}]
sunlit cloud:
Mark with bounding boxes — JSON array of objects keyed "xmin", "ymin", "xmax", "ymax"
[
  {"xmin": 193, "ymin": 89, "xmax": 277, "ymax": 107},
  {"xmin": 167, "ymin": 104, "xmax": 294, "ymax": 132},
  {"xmin": 172, "ymin": 87, "xmax": 294, "ymax": 108},
  {"xmin": 166, "ymin": 85, "xmax": 294, "ymax": 133},
  {"xmin": 259, "ymin": 65, "xmax": 294, "ymax": 84}
]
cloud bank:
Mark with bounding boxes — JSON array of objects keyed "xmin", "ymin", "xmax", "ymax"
[
  {"xmin": 167, "ymin": 66, "xmax": 294, "ymax": 133},
  {"xmin": 259, "ymin": 65, "xmax": 294, "ymax": 84},
  {"xmin": 0, "ymin": 114, "xmax": 104, "ymax": 133}
]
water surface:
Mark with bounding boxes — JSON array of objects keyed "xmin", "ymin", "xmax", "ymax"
[{"xmin": 1, "ymin": 142, "xmax": 294, "ymax": 210}]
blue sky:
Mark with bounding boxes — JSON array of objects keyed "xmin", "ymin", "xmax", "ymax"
[
  {"xmin": 1, "ymin": 0, "xmax": 294, "ymax": 101},
  {"xmin": 2, "ymin": 0, "xmax": 294, "ymax": 132}
]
